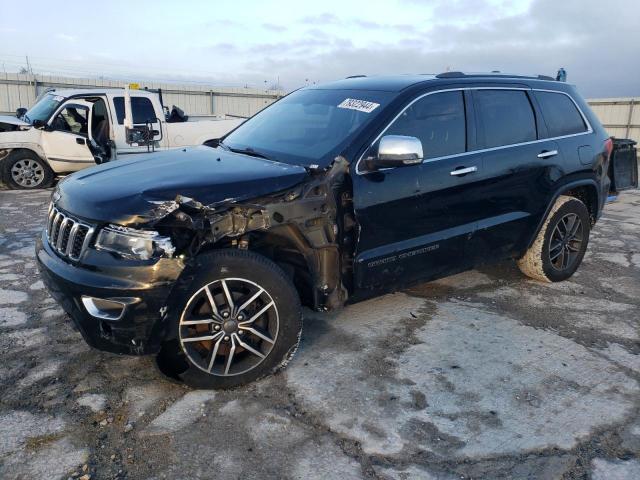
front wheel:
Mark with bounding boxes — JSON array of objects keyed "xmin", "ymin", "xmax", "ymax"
[
  {"xmin": 156, "ymin": 249, "xmax": 302, "ymax": 389},
  {"xmin": 2, "ymin": 150, "xmax": 54, "ymax": 189},
  {"xmin": 517, "ymin": 195, "xmax": 591, "ymax": 282}
]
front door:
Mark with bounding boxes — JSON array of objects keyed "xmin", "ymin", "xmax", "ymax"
[
  {"xmin": 352, "ymin": 89, "xmax": 485, "ymax": 292},
  {"xmin": 41, "ymin": 100, "xmax": 95, "ymax": 172}
]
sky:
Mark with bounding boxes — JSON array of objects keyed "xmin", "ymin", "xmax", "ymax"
[{"xmin": 0, "ymin": 0, "xmax": 637, "ymax": 97}]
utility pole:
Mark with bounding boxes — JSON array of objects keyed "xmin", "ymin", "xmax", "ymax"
[{"xmin": 25, "ymin": 55, "xmax": 37, "ymax": 99}]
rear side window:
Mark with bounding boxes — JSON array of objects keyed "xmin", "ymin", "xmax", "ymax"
[
  {"xmin": 474, "ymin": 90, "xmax": 536, "ymax": 148},
  {"xmin": 113, "ymin": 97, "xmax": 157, "ymax": 125},
  {"xmin": 385, "ymin": 90, "xmax": 466, "ymax": 159},
  {"xmin": 535, "ymin": 91, "xmax": 587, "ymax": 137}
]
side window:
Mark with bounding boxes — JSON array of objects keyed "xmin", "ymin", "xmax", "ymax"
[
  {"xmin": 51, "ymin": 104, "xmax": 89, "ymax": 135},
  {"xmin": 113, "ymin": 97, "xmax": 157, "ymax": 125},
  {"xmin": 474, "ymin": 90, "xmax": 536, "ymax": 148},
  {"xmin": 535, "ymin": 91, "xmax": 587, "ymax": 137},
  {"xmin": 384, "ymin": 91, "xmax": 466, "ymax": 159}
]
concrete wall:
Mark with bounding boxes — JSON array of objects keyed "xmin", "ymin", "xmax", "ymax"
[
  {"xmin": 0, "ymin": 72, "xmax": 283, "ymax": 118},
  {"xmin": 587, "ymin": 98, "xmax": 639, "ymax": 145},
  {"xmin": 1, "ymin": 72, "xmax": 637, "ymax": 147}
]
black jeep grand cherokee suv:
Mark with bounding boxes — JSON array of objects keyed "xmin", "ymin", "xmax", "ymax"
[{"xmin": 37, "ymin": 73, "xmax": 637, "ymax": 389}]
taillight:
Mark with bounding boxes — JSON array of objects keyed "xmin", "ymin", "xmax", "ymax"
[{"xmin": 604, "ymin": 137, "xmax": 613, "ymax": 160}]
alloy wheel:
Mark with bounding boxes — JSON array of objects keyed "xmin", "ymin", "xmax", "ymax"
[
  {"xmin": 549, "ymin": 213, "xmax": 584, "ymax": 271},
  {"xmin": 11, "ymin": 159, "xmax": 45, "ymax": 188},
  {"xmin": 179, "ymin": 277, "xmax": 279, "ymax": 376}
]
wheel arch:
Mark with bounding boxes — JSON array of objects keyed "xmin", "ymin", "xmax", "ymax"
[
  {"xmin": 526, "ymin": 179, "xmax": 600, "ymax": 250},
  {"xmin": 5, "ymin": 146, "xmax": 47, "ymax": 162},
  {"xmin": 1, "ymin": 147, "xmax": 54, "ymax": 189},
  {"xmin": 198, "ymin": 226, "xmax": 317, "ymax": 309}
]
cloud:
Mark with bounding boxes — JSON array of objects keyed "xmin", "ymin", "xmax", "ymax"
[
  {"xmin": 301, "ymin": 13, "xmax": 340, "ymax": 25},
  {"xmin": 239, "ymin": 0, "xmax": 640, "ymax": 97},
  {"xmin": 262, "ymin": 23, "xmax": 287, "ymax": 32},
  {"xmin": 55, "ymin": 33, "xmax": 76, "ymax": 42},
  {"xmin": 352, "ymin": 20, "xmax": 419, "ymax": 34}
]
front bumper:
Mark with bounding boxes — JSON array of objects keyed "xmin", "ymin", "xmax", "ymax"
[{"xmin": 36, "ymin": 231, "xmax": 185, "ymax": 355}]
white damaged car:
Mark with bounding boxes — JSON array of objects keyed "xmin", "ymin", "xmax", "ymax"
[{"xmin": 0, "ymin": 88, "xmax": 244, "ymax": 189}]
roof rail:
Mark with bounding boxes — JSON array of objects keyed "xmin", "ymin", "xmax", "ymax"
[
  {"xmin": 435, "ymin": 71, "xmax": 466, "ymax": 78},
  {"xmin": 345, "ymin": 75, "xmax": 367, "ymax": 79},
  {"xmin": 435, "ymin": 71, "xmax": 557, "ymax": 81}
]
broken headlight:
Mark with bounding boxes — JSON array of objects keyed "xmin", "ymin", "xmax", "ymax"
[{"xmin": 95, "ymin": 225, "xmax": 175, "ymax": 260}]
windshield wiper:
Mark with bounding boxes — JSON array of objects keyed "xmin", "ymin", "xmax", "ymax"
[{"xmin": 227, "ymin": 146, "xmax": 271, "ymax": 160}]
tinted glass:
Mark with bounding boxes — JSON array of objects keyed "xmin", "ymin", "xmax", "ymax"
[
  {"xmin": 535, "ymin": 91, "xmax": 586, "ymax": 137},
  {"xmin": 384, "ymin": 91, "xmax": 466, "ymax": 159},
  {"xmin": 224, "ymin": 88, "xmax": 393, "ymax": 166},
  {"xmin": 113, "ymin": 97, "xmax": 157, "ymax": 124},
  {"xmin": 475, "ymin": 90, "xmax": 536, "ymax": 148}
]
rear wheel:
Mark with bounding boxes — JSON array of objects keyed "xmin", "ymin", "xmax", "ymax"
[
  {"xmin": 2, "ymin": 150, "xmax": 54, "ymax": 189},
  {"xmin": 517, "ymin": 195, "xmax": 590, "ymax": 282},
  {"xmin": 156, "ymin": 249, "xmax": 302, "ymax": 389}
]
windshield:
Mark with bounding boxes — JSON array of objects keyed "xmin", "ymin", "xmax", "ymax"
[
  {"xmin": 24, "ymin": 93, "xmax": 64, "ymax": 124},
  {"xmin": 223, "ymin": 88, "xmax": 393, "ymax": 166}
]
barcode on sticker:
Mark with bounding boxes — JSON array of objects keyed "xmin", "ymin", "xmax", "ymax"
[{"xmin": 337, "ymin": 98, "xmax": 380, "ymax": 113}]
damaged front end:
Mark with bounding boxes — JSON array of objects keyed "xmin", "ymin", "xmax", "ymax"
[{"xmin": 148, "ymin": 157, "xmax": 356, "ymax": 311}]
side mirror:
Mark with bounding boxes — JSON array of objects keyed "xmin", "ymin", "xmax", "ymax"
[
  {"xmin": 125, "ymin": 125, "xmax": 151, "ymax": 145},
  {"xmin": 16, "ymin": 107, "xmax": 27, "ymax": 119},
  {"xmin": 365, "ymin": 135, "xmax": 424, "ymax": 170},
  {"xmin": 32, "ymin": 119, "xmax": 47, "ymax": 129}
]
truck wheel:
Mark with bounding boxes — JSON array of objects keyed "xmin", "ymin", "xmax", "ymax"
[
  {"xmin": 517, "ymin": 195, "xmax": 590, "ymax": 282},
  {"xmin": 157, "ymin": 249, "xmax": 302, "ymax": 389},
  {"xmin": 2, "ymin": 150, "xmax": 54, "ymax": 189}
]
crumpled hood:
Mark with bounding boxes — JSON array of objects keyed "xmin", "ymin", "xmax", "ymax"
[
  {"xmin": 56, "ymin": 146, "xmax": 309, "ymax": 224},
  {"xmin": 0, "ymin": 115, "xmax": 31, "ymax": 127}
]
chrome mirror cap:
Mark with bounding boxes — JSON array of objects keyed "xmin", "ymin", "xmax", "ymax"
[{"xmin": 368, "ymin": 135, "xmax": 424, "ymax": 170}]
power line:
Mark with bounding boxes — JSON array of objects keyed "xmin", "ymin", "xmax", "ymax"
[
  {"xmin": 0, "ymin": 56, "xmax": 273, "ymax": 90},
  {"xmin": 0, "ymin": 52, "xmax": 258, "ymax": 87}
]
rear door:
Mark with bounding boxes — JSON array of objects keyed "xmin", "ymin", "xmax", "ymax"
[
  {"xmin": 467, "ymin": 88, "xmax": 564, "ymax": 263},
  {"xmin": 353, "ymin": 89, "xmax": 485, "ymax": 291}
]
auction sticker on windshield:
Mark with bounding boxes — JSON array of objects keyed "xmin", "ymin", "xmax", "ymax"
[{"xmin": 337, "ymin": 98, "xmax": 380, "ymax": 113}]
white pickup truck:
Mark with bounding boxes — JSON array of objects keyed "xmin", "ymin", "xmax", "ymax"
[{"xmin": 0, "ymin": 88, "xmax": 244, "ymax": 189}]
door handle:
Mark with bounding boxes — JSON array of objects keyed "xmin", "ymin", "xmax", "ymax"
[
  {"xmin": 76, "ymin": 138, "xmax": 86, "ymax": 145},
  {"xmin": 537, "ymin": 150, "xmax": 558, "ymax": 159},
  {"xmin": 450, "ymin": 166, "xmax": 478, "ymax": 176}
]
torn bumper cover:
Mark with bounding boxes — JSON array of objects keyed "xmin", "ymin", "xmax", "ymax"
[{"xmin": 35, "ymin": 232, "xmax": 185, "ymax": 355}]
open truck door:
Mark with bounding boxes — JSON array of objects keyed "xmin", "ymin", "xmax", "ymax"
[
  {"xmin": 41, "ymin": 99, "xmax": 96, "ymax": 173},
  {"xmin": 609, "ymin": 138, "xmax": 638, "ymax": 193}
]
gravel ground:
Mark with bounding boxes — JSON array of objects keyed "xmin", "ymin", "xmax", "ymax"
[{"xmin": 0, "ymin": 188, "xmax": 639, "ymax": 480}]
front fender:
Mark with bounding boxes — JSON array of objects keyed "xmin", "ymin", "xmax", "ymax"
[{"xmin": 0, "ymin": 129, "xmax": 48, "ymax": 160}]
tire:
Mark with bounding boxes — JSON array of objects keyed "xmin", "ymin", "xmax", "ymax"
[
  {"xmin": 517, "ymin": 195, "xmax": 590, "ymax": 282},
  {"xmin": 1, "ymin": 150, "xmax": 54, "ymax": 189},
  {"xmin": 156, "ymin": 249, "xmax": 303, "ymax": 389}
]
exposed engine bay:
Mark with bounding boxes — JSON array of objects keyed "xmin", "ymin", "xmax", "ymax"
[{"xmin": 144, "ymin": 156, "xmax": 356, "ymax": 311}]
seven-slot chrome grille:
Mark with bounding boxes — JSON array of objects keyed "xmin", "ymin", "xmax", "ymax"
[{"xmin": 46, "ymin": 204, "xmax": 95, "ymax": 261}]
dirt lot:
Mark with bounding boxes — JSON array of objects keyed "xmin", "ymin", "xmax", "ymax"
[{"xmin": 0, "ymin": 188, "xmax": 639, "ymax": 480}]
